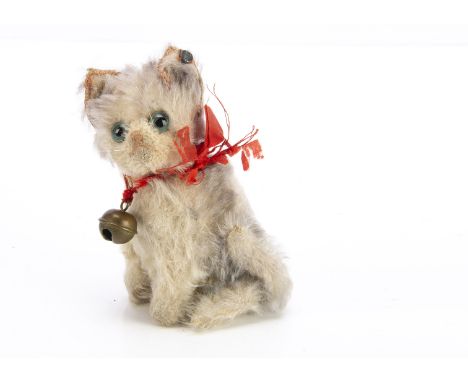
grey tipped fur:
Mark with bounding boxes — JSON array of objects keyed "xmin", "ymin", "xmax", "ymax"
[{"xmin": 83, "ymin": 46, "xmax": 292, "ymax": 328}]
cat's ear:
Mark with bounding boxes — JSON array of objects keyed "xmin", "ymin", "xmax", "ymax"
[
  {"xmin": 83, "ymin": 68, "xmax": 119, "ymax": 104},
  {"xmin": 156, "ymin": 46, "xmax": 203, "ymax": 96},
  {"xmin": 83, "ymin": 68, "xmax": 119, "ymax": 128}
]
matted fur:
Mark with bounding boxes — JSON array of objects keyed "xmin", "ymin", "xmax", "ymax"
[{"xmin": 83, "ymin": 46, "xmax": 292, "ymax": 328}]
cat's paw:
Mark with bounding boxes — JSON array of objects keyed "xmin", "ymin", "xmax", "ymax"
[
  {"xmin": 128, "ymin": 285, "xmax": 152, "ymax": 305},
  {"xmin": 149, "ymin": 301, "xmax": 182, "ymax": 327}
]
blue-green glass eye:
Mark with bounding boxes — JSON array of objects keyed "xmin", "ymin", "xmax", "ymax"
[
  {"xmin": 111, "ymin": 122, "xmax": 127, "ymax": 143},
  {"xmin": 149, "ymin": 111, "xmax": 169, "ymax": 133}
]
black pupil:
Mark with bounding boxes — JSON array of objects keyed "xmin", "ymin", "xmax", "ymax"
[
  {"xmin": 155, "ymin": 117, "xmax": 167, "ymax": 128},
  {"xmin": 115, "ymin": 127, "xmax": 124, "ymax": 136}
]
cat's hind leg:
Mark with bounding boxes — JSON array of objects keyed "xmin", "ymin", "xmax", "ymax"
[{"xmin": 225, "ymin": 225, "xmax": 292, "ymax": 312}]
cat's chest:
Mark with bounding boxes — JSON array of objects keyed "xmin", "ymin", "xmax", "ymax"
[
  {"xmin": 125, "ymin": 165, "xmax": 231, "ymax": 248},
  {"xmin": 129, "ymin": 181, "xmax": 199, "ymax": 238},
  {"xmin": 128, "ymin": 181, "xmax": 205, "ymax": 267}
]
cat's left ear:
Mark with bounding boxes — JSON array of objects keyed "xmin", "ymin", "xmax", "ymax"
[
  {"xmin": 83, "ymin": 68, "xmax": 119, "ymax": 128},
  {"xmin": 83, "ymin": 68, "xmax": 119, "ymax": 104}
]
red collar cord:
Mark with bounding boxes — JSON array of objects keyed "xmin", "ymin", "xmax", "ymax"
[{"xmin": 121, "ymin": 103, "xmax": 263, "ymax": 209}]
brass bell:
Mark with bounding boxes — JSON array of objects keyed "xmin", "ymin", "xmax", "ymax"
[{"xmin": 98, "ymin": 209, "xmax": 137, "ymax": 244}]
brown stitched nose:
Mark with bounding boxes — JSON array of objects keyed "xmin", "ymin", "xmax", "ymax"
[{"xmin": 130, "ymin": 131, "xmax": 149, "ymax": 151}]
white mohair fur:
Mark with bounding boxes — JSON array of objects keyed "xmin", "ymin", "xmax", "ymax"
[{"xmin": 83, "ymin": 46, "xmax": 292, "ymax": 329}]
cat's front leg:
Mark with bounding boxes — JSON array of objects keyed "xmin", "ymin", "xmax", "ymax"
[
  {"xmin": 122, "ymin": 244, "xmax": 152, "ymax": 304},
  {"xmin": 149, "ymin": 264, "xmax": 197, "ymax": 326}
]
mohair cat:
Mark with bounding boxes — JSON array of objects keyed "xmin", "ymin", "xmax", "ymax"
[{"xmin": 83, "ymin": 46, "xmax": 292, "ymax": 328}]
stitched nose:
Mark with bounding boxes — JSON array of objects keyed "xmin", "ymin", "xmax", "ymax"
[{"xmin": 130, "ymin": 131, "xmax": 150, "ymax": 152}]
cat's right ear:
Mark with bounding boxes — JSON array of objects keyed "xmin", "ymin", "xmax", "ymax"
[{"xmin": 83, "ymin": 68, "xmax": 119, "ymax": 104}]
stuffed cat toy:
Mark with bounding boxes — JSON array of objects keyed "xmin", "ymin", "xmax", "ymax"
[{"xmin": 83, "ymin": 46, "xmax": 292, "ymax": 328}]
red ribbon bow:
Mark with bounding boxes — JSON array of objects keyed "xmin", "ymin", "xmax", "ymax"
[{"xmin": 121, "ymin": 105, "xmax": 263, "ymax": 206}]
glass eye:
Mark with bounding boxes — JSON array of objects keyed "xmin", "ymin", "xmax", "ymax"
[
  {"xmin": 111, "ymin": 122, "xmax": 127, "ymax": 143},
  {"xmin": 149, "ymin": 111, "xmax": 169, "ymax": 133}
]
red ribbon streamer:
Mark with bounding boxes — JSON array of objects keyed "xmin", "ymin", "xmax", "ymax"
[{"xmin": 121, "ymin": 105, "xmax": 263, "ymax": 205}]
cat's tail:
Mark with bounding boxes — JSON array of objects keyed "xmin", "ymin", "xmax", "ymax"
[{"xmin": 187, "ymin": 279, "xmax": 263, "ymax": 329}]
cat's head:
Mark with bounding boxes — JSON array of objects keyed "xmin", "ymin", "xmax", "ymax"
[{"xmin": 83, "ymin": 46, "xmax": 205, "ymax": 178}]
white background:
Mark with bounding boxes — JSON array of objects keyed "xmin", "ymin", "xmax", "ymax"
[{"xmin": 1, "ymin": 0, "xmax": 468, "ymax": 379}]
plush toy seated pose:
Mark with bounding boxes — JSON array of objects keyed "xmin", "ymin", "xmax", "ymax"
[{"xmin": 83, "ymin": 46, "xmax": 292, "ymax": 328}]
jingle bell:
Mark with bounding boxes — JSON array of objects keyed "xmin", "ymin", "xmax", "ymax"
[{"xmin": 98, "ymin": 209, "xmax": 137, "ymax": 244}]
